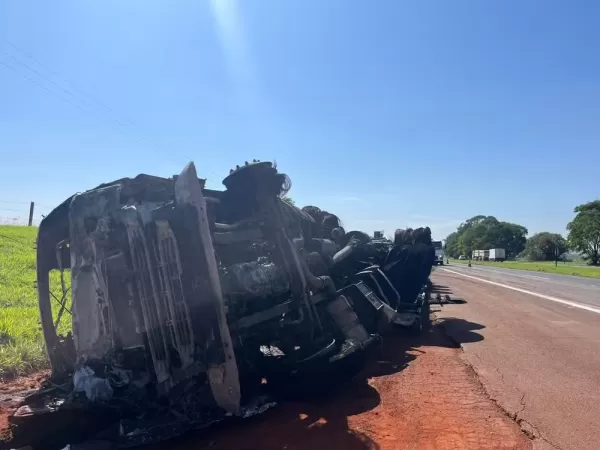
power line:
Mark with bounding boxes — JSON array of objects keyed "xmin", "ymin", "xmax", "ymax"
[
  {"xmin": 3, "ymin": 39, "xmax": 59, "ymax": 76},
  {"xmin": 0, "ymin": 207, "xmax": 29, "ymax": 213},
  {"xmin": 2, "ymin": 39, "xmax": 226, "ymax": 181},
  {"xmin": 4, "ymin": 51, "xmax": 87, "ymax": 108},
  {"xmin": 3, "ymin": 39, "xmax": 111, "ymax": 112},
  {"xmin": 0, "ymin": 60, "xmax": 92, "ymax": 118},
  {"xmin": 2, "ymin": 39, "xmax": 166, "ymax": 151},
  {"xmin": 4, "ymin": 38, "xmax": 113, "ymax": 113},
  {"xmin": 1, "ymin": 41, "xmax": 234, "ymax": 181},
  {"xmin": 0, "ymin": 200, "xmax": 53, "ymax": 214},
  {"xmin": 1, "ymin": 60, "xmax": 66, "ymax": 102},
  {"xmin": 0, "ymin": 200, "xmax": 55, "ymax": 211},
  {"xmin": 0, "ymin": 200, "xmax": 32, "ymax": 205},
  {"xmin": 0, "ymin": 56, "xmax": 150, "ymax": 147}
]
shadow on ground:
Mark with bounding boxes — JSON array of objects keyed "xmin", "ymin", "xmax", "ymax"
[
  {"xmin": 430, "ymin": 283, "xmax": 467, "ymax": 304},
  {"xmin": 145, "ymin": 379, "xmax": 382, "ymax": 450},
  {"xmin": 146, "ymin": 308, "xmax": 487, "ymax": 450},
  {"xmin": 433, "ymin": 318, "xmax": 485, "ymax": 345},
  {"xmin": 429, "ymin": 283, "xmax": 485, "ymax": 345}
]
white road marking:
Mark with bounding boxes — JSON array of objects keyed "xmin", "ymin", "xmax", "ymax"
[{"xmin": 441, "ymin": 268, "xmax": 600, "ymax": 315}]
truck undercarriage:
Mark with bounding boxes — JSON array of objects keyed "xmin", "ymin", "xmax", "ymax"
[{"xmin": 7, "ymin": 161, "xmax": 434, "ymax": 450}]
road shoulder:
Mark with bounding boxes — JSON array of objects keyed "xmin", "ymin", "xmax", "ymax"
[{"xmin": 433, "ymin": 270, "xmax": 600, "ymax": 450}]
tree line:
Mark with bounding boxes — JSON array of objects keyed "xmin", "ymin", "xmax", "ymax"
[{"xmin": 444, "ymin": 200, "xmax": 600, "ymax": 266}]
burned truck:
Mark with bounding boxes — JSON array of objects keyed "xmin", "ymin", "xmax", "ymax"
[{"xmin": 24, "ymin": 160, "xmax": 404, "ymax": 448}]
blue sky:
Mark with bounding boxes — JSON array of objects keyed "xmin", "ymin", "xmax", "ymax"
[{"xmin": 1, "ymin": 0, "xmax": 599, "ymax": 239}]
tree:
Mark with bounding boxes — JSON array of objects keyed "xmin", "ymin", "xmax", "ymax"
[
  {"xmin": 444, "ymin": 215, "xmax": 528, "ymax": 259},
  {"xmin": 523, "ymin": 232, "xmax": 567, "ymax": 261},
  {"xmin": 567, "ymin": 200, "xmax": 600, "ymax": 265},
  {"xmin": 495, "ymin": 222, "xmax": 528, "ymax": 259},
  {"xmin": 282, "ymin": 196, "xmax": 295, "ymax": 205},
  {"xmin": 444, "ymin": 232, "xmax": 462, "ymax": 258}
]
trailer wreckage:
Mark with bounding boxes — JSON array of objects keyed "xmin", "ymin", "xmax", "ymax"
[{"xmin": 6, "ymin": 160, "xmax": 435, "ymax": 449}]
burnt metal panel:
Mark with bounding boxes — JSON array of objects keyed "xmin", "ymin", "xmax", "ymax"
[
  {"xmin": 68, "ymin": 185, "xmax": 122, "ymax": 361},
  {"xmin": 122, "ymin": 209, "xmax": 172, "ymax": 385},
  {"xmin": 104, "ymin": 251, "xmax": 144, "ymax": 350},
  {"xmin": 173, "ymin": 162, "xmax": 241, "ymax": 414},
  {"xmin": 154, "ymin": 220, "xmax": 195, "ymax": 370}
]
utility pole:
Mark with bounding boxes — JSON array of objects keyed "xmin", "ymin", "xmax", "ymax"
[{"xmin": 28, "ymin": 202, "xmax": 34, "ymax": 227}]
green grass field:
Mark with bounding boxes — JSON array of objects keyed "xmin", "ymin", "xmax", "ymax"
[
  {"xmin": 0, "ymin": 225, "xmax": 70, "ymax": 379},
  {"xmin": 449, "ymin": 259, "xmax": 600, "ymax": 279}
]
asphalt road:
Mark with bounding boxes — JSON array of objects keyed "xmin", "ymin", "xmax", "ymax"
[
  {"xmin": 433, "ymin": 265, "xmax": 600, "ymax": 450},
  {"xmin": 441, "ymin": 263, "xmax": 600, "ymax": 310}
]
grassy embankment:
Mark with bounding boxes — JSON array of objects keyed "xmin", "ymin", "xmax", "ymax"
[
  {"xmin": 0, "ymin": 225, "xmax": 70, "ymax": 379},
  {"xmin": 449, "ymin": 258, "xmax": 600, "ymax": 279}
]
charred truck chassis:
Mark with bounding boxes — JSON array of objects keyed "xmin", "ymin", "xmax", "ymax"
[
  {"xmin": 323, "ymin": 230, "xmax": 433, "ymax": 336},
  {"xmin": 26, "ymin": 161, "xmax": 402, "ymax": 449}
]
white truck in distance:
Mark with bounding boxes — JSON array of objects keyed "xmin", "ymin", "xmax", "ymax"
[
  {"xmin": 489, "ymin": 248, "xmax": 506, "ymax": 262},
  {"xmin": 433, "ymin": 241, "xmax": 444, "ymax": 265}
]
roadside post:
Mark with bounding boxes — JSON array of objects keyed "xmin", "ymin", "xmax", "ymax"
[{"xmin": 28, "ymin": 202, "xmax": 35, "ymax": 226}]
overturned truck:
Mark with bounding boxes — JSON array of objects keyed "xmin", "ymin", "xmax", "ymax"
[{"xmin": 14, "ymin": 160, "xmax": 433, "ymax": 449}]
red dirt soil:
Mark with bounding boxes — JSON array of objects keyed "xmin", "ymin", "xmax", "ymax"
[
  {"xmin": 147, "ymin": 323, "xmax": 531, "ymax": 450},
  {"xmin": 0, "ymin": 370, "xmax": 50, "ymax": 439}
]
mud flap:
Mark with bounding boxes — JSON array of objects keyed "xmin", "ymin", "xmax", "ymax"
[{"xmin": 174, "ymin": 162, "xmax": 241, "ymax": 414}]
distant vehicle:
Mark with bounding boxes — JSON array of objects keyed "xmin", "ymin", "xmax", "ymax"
[
  {"xmin": 472, "ymin": 249, "xmax": 490, "ymax": 261},
  {"xmin": 458, "ymin": 255, "xmax": 466, "ymax": 260},
  {"xmin": 433, "ymin": 241, "xmax": 444, "ymax": 265},
  {"xmin": 489, "ymin": 248, "xmax": 506, "ymax": 262}
]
